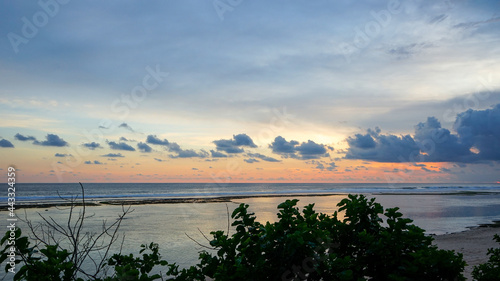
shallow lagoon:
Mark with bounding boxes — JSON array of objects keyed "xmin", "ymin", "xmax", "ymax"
[{"xmin": 3, "ymin": 192, "xmax": 500, "ymax": 276}]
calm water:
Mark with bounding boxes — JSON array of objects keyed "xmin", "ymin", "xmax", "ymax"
[
  {"xmin": 1, "ymin": 182, "xmax": 499, "ymax": 203},
  {"xmin": 1, "ymin": 183, "xmax": 500, "ymax": 279}
]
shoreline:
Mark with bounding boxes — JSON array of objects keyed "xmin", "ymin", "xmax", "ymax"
[
  {"xmin": 6, "ymin": 193, "xmax": 500, "ymax": 234},
  {"xmin": 433, "ymin": 225, "xmax": 500, "ymax": 280},
  {"xmin": 5, "ymin": 190, "xmax": 500, "ymax": 209}
]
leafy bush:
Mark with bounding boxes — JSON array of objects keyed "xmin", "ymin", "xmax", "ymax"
[
  {"xmin": 2, "ymin": 194, "xmax": 467, "ymax": 281},
  {"xmin": 163, "ymin": 194, "xmax": 466, "ymax": 280},
  {"xmin": 100, "ymin": 243, "xmax": 169, "ymax": 281},
  {"xmin": 1, "ymin": 228, "xmax": 82, "ymax": 281},
  {"xmin": 1, "ymin": 183, "xmax": 132, "ymax": 280},
  {"xmin": 472, "ymin": 234, "xmax": 500, "ymax": 281}
]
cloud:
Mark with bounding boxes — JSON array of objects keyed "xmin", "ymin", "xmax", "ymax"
[
  {"xmin": 244, "ymin": 158, "xmax": 259, "ymax": 163},
  {"xmin": 454, "ymin": 104, "xmax": 500, "ymax": 161},
  {"xmin": 82, "ymin": 142, "xmax": 101, "ymax": 150},
  {"xmin": 270, "ymin": 136, "xmax": 331, "ymax": 160},
  {"xmin": 137, "ymin": 142, "xmax": 152, "ymax": 153},
  {"xmin": 101, "ymin": 153, "xmax": 124, "ymax": 158},
  {"xmin": 213, "ymin": 141, "xmax": 244, "ymax": 153},
  {"xmin": 429, "ymin": 14, "xmax": 448, "ymax": 24},
  {"xmin": 118, "ymin": 123, "xmax": 134, "ymax": 132},
  {"xmin": 84, "ymin": 160, "xmax": 103, "ymax": 165},
  {"xmin": 269, "ymin": 136, "xmax": 298, "ymax": 154},
  {"xmin": 146, "ymin": 135, "xmax": 170, "ymax": 146},
  {"xmin": 347, "ymin": 133, "xmax": 376, "ymax": 149},
  {"xmin": 346, "ymin": 104, "xmax": 500, "ymax": 163},
  {"xmin": 14, "ymin": 133, "xmax": 37, "ymax": 141},
  {"xmin": 147, "ymin": 139, "xmax": 206, "ymax": 158},
  {"xmin": 345, "ymin": 129, "xmax": 420, "ymax": 163},
  {"xmin": 154, "ymin": 158, "xmax": 166, "ymax": 162},
  {"xmin": 314, "ymin": 161, "xmax": 325, "ymax": 170},
  {"xmin": 54, "ymin": 153, "xmax": 71, "ymax": 157},
  {"xmin": 169, "ymin": 148, "xmax": 208, "ymax": 158},
  {"xmin": 233, "ymin": 134, "xmax": 257, "ymax": 147},
  {"xmin": 33, "ymin": 134, "xmax": 69, "ymax": 147},
  {"xmin": 210, "ymin": 150, "xmax": 227, "ymax": 158},
  {"xmin": 311, "ymin": 160, "xmax": 337, "ymax": 171},
  {"xmin": 213, "ymin": 133, "xmax": 257, "ymax": 154},
  {"xmin": 295, "ymin": 140, "xmax": 331, "ymax": 159},
  {"xmin": 0, "ymin": 139, "xmax": 14, "ymax": 148},
  {"xmin": 327, "ymin": 162, "xmax": 337, "ymax": 171},
  {"xmin": 386, "ymin": 42, "xmax": 433, "ymax": 59},
  {"xmin": 149, "ymin": 138, "xmax": 205, "ymax": 158},
  {"xmin": 453, "ymin": 16, "xmax": 500, "ymax": 29},
  {"xmin": 247, "ymin": 152, "xmax": 281, "ymax": 162},
  {"xmin": 413, "ymin": 117, "xmax": 473, "ymax": 162},
  {"xmin": 157, "ymin": 140, "xmax": 207, "ymax": 158},
  {"xmin": 108, "ymin": 141, "xmax": 136, "ymax": 151}
]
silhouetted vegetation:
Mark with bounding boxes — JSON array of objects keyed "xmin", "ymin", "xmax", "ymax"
[{"xmin": 472, "ymin": 234, "xmax": 500, "ymax": 281}]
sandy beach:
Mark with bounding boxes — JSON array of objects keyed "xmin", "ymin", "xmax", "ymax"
[{"xmin": 434, "ymin": 226, "xmax": 500, "ymax": 280}]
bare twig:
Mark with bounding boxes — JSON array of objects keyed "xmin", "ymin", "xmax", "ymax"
[
  {"xmin": 21, "ymin": 182, "xmax": 132, "ymax": 280},
  {"xmin": 226, "ymin": 203, "xmax": 230, "ymax": 236},
  {"xmin": 185, "ymin": 232, "xmax": 214, "ymax": 250}
]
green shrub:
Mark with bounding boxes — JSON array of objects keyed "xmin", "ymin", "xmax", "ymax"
[
  {"xmin": 100, "ymin": 243, "xmax": 169, "ymax": 281},
  {"xmin": 167, "ymin": 194, "xmax": 466, "ymax": 281},
  {"xmin": 0, "ymin": 228, "xmax": 82, "ymax": 281},
  {"xmin": 472, "ymin": 234, "xmax": 500, "ymax": 281}
]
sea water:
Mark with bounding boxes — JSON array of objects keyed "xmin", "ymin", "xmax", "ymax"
[
  {"xmin": 1, "ymin": 182, "xmax": 499, "ymax": 203},
  {"xmin": 1, "ymin": 183, "xmax": 500, "ymax": 279}
]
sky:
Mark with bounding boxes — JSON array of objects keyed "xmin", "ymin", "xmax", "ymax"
[{"xmin": 1, "ymin": 0, "xmax": 499, "ymax": 184}]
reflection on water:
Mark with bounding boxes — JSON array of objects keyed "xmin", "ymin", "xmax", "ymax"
[
  {"xmin": 372, "ymin": 194, "xmax": 500, "ymax": 234},
  {"xmin": 238, "ymin": 195, "xmax": 346, "ymax": 224}
]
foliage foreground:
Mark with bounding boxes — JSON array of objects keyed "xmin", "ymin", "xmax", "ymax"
[{"xmin": 2, "ymin": 194, "xmax": 499, "ymax": 280}]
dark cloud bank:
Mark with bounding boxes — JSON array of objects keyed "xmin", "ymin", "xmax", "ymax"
[{"xmin": 346, "ymin": 104, "xmax": 500, "ymax": 163}]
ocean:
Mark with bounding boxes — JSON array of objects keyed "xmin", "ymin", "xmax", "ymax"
[
  {"xmin": 1, "ymin": 182, "xmax": 500, "ymax": 278},
  {"xmin": 2, "ymin": 182, "xmax": 500, "ymax": 203}
]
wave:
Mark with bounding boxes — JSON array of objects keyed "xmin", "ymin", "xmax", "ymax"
[{"xmin": 1, "ymin": 183, "xmax": 499, "ymax": 204}]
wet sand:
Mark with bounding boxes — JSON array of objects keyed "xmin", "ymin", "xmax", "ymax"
[
  {"xmin": 11, "ymin": 193, "xmax": 340, "ymax": 208},
  {"xmin": 434, "ymin": 226, "xmax": 500, "ymax": 280}
]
